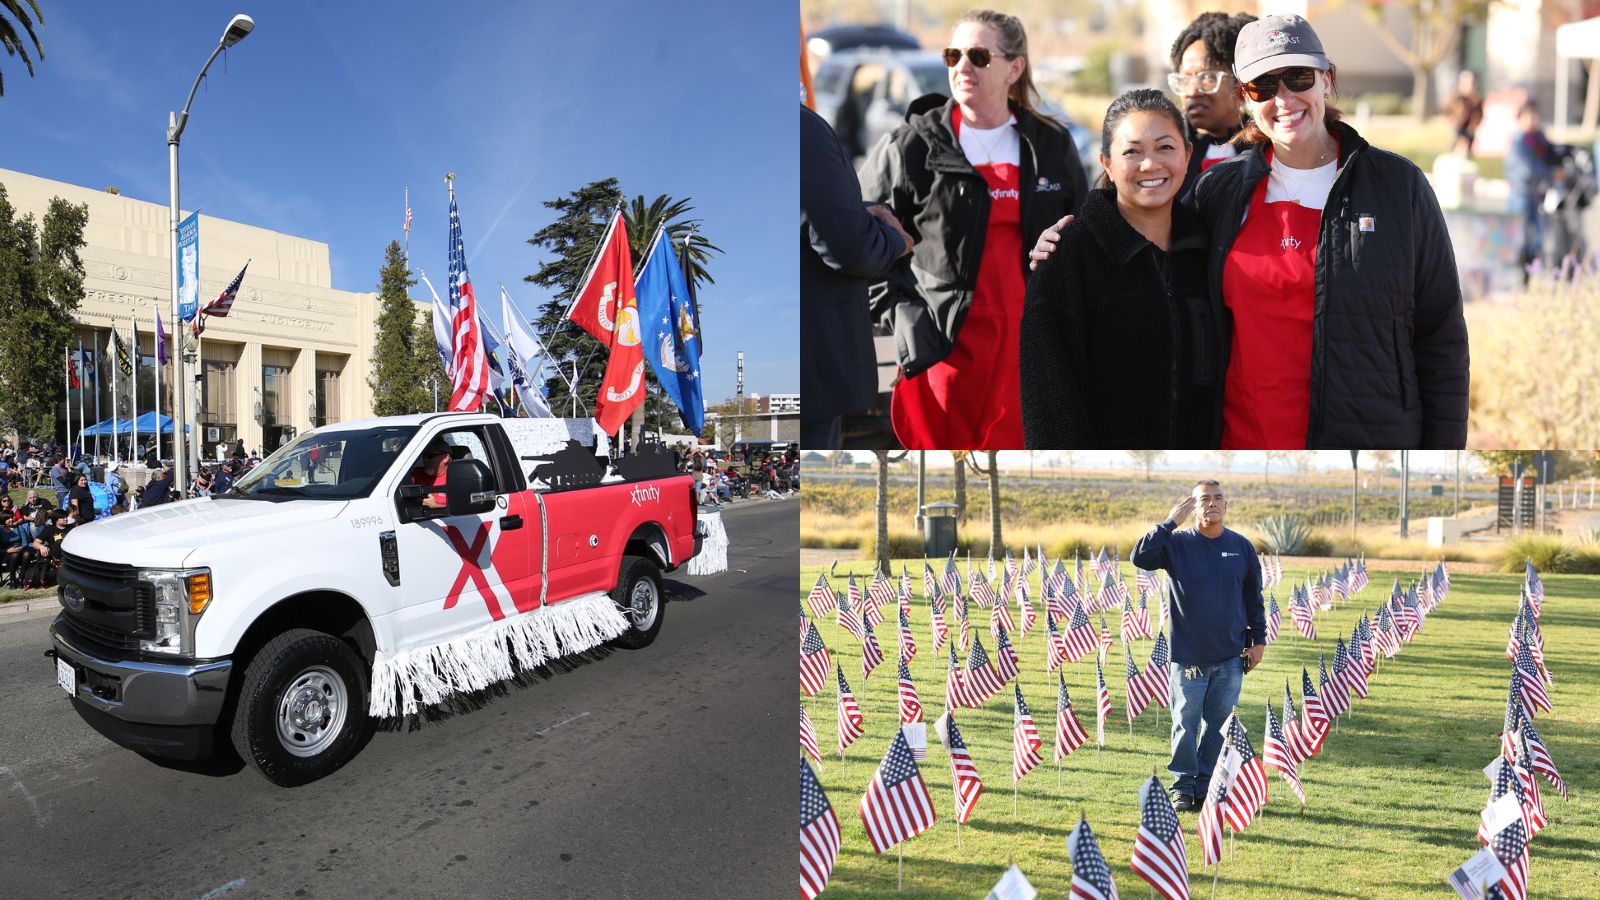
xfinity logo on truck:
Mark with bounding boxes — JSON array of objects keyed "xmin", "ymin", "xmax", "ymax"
[{"xmin": 629, "ymin": 484, "xmax": 660, "ymax": 507}]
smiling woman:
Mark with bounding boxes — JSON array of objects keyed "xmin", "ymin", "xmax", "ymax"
[{"xmin": 1018, "ymin": 89, "xmax": 1219, "ymax": 449}]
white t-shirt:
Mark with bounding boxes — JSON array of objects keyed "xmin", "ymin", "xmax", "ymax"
[
  {"xmin": 957, "ymin": 114, "xmax": 1021, "ymax": 169},
  {"xmin": 1201, "ymin": 142, "xmax": 1238, "ymax": 167},
  {"xmin": 1264, "ymin": 154, "xmax": 1339, "ymax": 209}
]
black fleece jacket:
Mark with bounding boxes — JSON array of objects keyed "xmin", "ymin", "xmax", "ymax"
[
  {"xmin": 1019, "ymin": 187, "xmax": 1221, "ymax": 448},
  {"xmin": 1188, "ymin": 121, "xmax": 1468, "ymax": 448}
]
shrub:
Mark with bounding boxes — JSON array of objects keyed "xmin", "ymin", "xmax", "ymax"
[
  {"xmin": 1500, "ymin": 536, "xmax": 1578, "ymax": 573},
  {"xmin": 1259, "ymin": 515, "xmax": 1313, "ymax": 555}
]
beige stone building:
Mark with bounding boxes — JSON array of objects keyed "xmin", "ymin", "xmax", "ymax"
[{"xmin": 1, "ymin": 166, "xmax": 417, "ymax": 458}]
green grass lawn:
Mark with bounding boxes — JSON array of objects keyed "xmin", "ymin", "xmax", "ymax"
[{"xmin": 801, "ymin": 560, "xmax": 1599, "ymax": 898}]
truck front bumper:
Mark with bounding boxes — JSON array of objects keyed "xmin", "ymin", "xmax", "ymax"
[{"xmin": 49, "ymin": 621, "xmax": 233, "ymax": 760}]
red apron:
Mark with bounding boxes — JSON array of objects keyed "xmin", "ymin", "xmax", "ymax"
[
  {"xmin": 891, "ymin": 120, "xmax": 1025, "ymax": 449},
  {"xmin": 1220, "ymin": 171, "xmax": 1321, "ymax": 448}
]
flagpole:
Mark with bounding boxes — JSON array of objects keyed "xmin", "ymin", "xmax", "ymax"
[
  {"xmin": 76, "ymin": 339, "xmax": 86, "ymax": 460},
  {"xmin": 63, "ymin": 344, "xmax": 71, "ymax": 453},
  {"xmin": 153, "ymin": 300, "xmax": 162, "ymax": 464},
  {"xmin": 403, "ymin": 184, "xmax": 410, "ymax": 265},
  {"xmin": 109, "ymin": 329, "xmax": 120, "ymax": 465},
  {"xmin": 131, "ymin": 312, "xmax": 139, "ymax": 464},
  {"xmin": 91, "ymin": 338, "xmax": 101, "ymax": 461}
]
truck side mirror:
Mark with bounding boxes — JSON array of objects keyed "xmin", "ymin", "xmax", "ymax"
[{"xmin": 446, "ymin": 459, "xmax": 496, "ymax": 516}]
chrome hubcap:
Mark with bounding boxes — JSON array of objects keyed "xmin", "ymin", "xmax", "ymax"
[
  {"xmin": 276, "ymin": 665, "xmax": 347, "ymax": 758},
  {"xmin": 629, "ymin": 578, "xmax": 658, "ymax": 631}
]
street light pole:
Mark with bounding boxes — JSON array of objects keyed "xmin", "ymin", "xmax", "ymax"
[{"xmin": 167, "ymin": 13, "xmax": 254, "ymax": 498}]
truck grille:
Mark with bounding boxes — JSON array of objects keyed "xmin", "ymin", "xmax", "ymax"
[{"xmin": 57, "ymin": 552, "xmax": 153, "ymax": 657}]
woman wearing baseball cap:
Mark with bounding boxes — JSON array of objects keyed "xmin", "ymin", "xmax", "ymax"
[
  {"xmin": 1191, "ymin": 13, "xmax": 1467, "ymax": 449},
  {"xmin": 1028, "ymin": 14, "xmax": 1468, "ymax": 449}
]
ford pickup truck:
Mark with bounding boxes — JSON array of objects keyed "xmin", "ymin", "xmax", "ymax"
[{"xmin": 48, "ymin": 413, "xmax": 721, "ymax": 786}]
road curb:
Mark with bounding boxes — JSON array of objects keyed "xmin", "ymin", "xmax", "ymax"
[{"xmin": 0, "ymin": 598, "xmax": 58, "ymax": 624}]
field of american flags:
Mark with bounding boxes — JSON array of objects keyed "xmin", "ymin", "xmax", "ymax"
[{"xmin": 798, "ymin": 558, "xmax": 1600, "ymax": 898}]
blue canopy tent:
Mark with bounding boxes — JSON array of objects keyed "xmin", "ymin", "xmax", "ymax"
[{"xmin": 77, "ymin": 413, "xmax": 186, "ymax": 437}]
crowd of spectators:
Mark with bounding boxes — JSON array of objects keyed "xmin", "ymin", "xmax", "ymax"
[
  {"xmin": 1, "ymin": 437, "xmax": 265, "ymax": 589},
  {"xmin": 674, "ymin": 443, "xmax": 801, "ymax": 506}
]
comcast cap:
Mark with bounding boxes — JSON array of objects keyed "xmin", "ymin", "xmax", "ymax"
[{"xmin": 1232, "ymin": 14, "xmax": 1330, "ymax": 84}]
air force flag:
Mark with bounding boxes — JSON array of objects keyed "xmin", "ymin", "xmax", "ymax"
[{"xmin": 634, "ymin": 228, "xmax": 704, "ymax": 435}]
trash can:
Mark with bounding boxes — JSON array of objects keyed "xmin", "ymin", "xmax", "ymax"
[{"xmin": 922, "ymin": 502, "xmax": 960, "ymax": 560}]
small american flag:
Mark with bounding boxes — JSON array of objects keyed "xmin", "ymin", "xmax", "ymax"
[
  {"xmin": 1282, "ymin": 681, "xmax": 1311, "ymax": 766},
  {"xmin": 1291, "ymin": 589, "xmax": 1316, "ymax": 640},
  {"xmin": 861, "ymin": 614, "xmax": 884, "ymax": 680},
  {"xmin": 964, "ymin": 635, "xmax": 1005, "ymax": 706},
  {"xmin": 1263, "ymin": 701, "xmax": 1304, "ymax": 804},
  {"xmin": 1135, "ymin": 592, "xmax": 1153, "ymax": 638},
  {"xmin": 800, "ymin": 759, "xmax": 840, "ymax": 900},
  {"xmin": 995, "ymin": 625, "xmax": 1021, "ymax": 685},
  {"xmin": 1135, "ymin": 567, "xmax": 1158, "ymax": 598},
  {"xmin": 1265, "ymin": 595, "xmax": 1281, "ymax": 644},
  {"xmin": 864, "ymin": 572, "xmax": 890, "ymax": 628},
  {"xmin": 938, "ymin": 710, "xmax": 984, "ymax": 824},
  {"xmin": 923, "ymin": 561, "xmax": 939, "ymax": 603},
  {"xmin": 1068, "ymin": 817, "xmax": 1119, "ymax": 900},
  {"xmin": 858, "ymin": 729, "xmax": 937, "ymax": 854},
  {"xmin": 1124, "ymin": 646, "xmax": 1153, "ymax": 723},
  {"xmin": 1319, "ymin": 652, "xmax": 1349, "ymax": 717},
  {"xmin": 1093, "ymin": 547, "xmax": 1113, "ymax": 581},
  {"xmin": 1097, "ymin": 612, "xmax": 1115, "ymax": 656},
  {"xmin": 1512, "ymin": 643, "xmax": 1551, "ymax": 715},
  {"xmin": 1016, "ymin": 579, "xmax": 1037, "ymax": 639},
  {"xmin": 1511, "ymin": 707, "xmax": 1566, "ymax": 799},
  {"xmin": 1044, "ymin": 578, "xmax": 1072, "ymax": 624},
  {"xmin": 930, "ymin": 594, "xmax": 949, "ymax": 658},
  {"xmin": 945, "ymin": 642, "xmax": 970, "ymax": 710},
  {"xmin": 1012, "ymin": 683, "xmax": 1042, "ymax": 783},
  {"xmin": 1131, "ymin": 774, "xmax": 1189, "ymax": 900},
  {"xmin": 941, "ymin": 555, "xmax": 963, "ymax": 602},
  {"xmin": 1299, "ymin": 668, "xmax": 1329, "ymax": 757},
  {"xmin": 800, "ymin": 705, "xmax": 820, "ymax": 764},
  {"xmin": 1143, "ymin": 633, "xmax": 1171, "ymax": 710},
  {"xmin": 897, "ymin": 656, "xmax": 923, "ymax": 726},
  {"xmin": 1480, "ymin": 759, "xmax": 1530, "ymax": 900},
  {"xmin": 1197, "ymin": 745, "xmax": 1236, "ymax": 867},
  {"xmin": 837, "ymin": 577, "xmax": 865, "ymax": 642},
  {"xmin": 1055, "ymin": 674, "xmax": 1087, "ymax": 760},
  {"xmin": 1095, "ymin": 656, "xmax": 1112, "ymax": 747},
  {"xmin": 1046, "ymin": 611, "xmax": 1070, "ymax": 672},
  {"xmin": 1336, "ymin": 635, "xmax": 1369, "ymax": 699},
  {"xmin": 1061, "ymin": 599, "xmax": 1099, "ymax": 664},
  {"xmin": 799, "ymin": 621, "xmax": 831, "ymax": 697},
  {"xmin": 1523, "ymin": 560, "xmax": 1543, "ymax": 617},
  {"xmin": 972, "ymin": 569, "xmax": 997, "ymax": 609},
  {"xmin": 1046, "ymin": 559, "xmax": 1069, "ymax": 599},
  {"xmin": 1221, "ymin": 713, "xmax": 1268, "ymax": 831},
  {"xmin": 898, "ymin": 603, "xmax": 918, "ymax": 663},
  {"xmin": 1509, "ymin": 738, "xmax": 1548, "ymax": 836},
  {"xmin": 836, "ymin": 666, "xmax": 863, "ymax": 754},
  {"xmin": 990, "ymin": 590, "xmax": 1016, "ymax": 641},
  {"xmin": 805, "ymin": 573, "xmax": 837, "ymax": 619}
]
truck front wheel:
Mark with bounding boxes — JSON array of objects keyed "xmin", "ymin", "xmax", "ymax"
[
  {"xmin": 611, "ymin": 554, "xmax": 664, "ymax": 649},
  {"xmin": 230, "ymin": 628, "xmax": 374, "ymax": 787}
]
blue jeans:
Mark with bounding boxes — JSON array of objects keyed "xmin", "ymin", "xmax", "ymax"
[{"xmin": 1167, "ymin": 656, "xmax": 1243, "ymax": 797}]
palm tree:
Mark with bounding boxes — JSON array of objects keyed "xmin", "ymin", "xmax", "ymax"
[
  {"xmin": 1, "ymin": 0, "xmax": 44, "ymax": 97},
  {"xmin": 623, "ymin": 194, "xmax": 721, "ymax": 292}
]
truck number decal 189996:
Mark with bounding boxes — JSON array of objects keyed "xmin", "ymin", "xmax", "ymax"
[{"xmin": 350, "ymin": 515, "xmax": 384, "ymax": 529}]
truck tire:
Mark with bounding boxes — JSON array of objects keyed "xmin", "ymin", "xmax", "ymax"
[
  {"xmin": 230, "ymin": 628, "xmax": 374, "ymax": 787},
  {"xmin": 611, "ymin": 554, "xmax": 664, "ymax": 649}
]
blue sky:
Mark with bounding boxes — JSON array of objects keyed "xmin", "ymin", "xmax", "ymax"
[{"xmin": 0, "ymin": 0, "xmax": 797, "ymax": 403}]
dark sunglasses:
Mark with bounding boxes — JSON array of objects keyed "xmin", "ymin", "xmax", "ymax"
[
  {"xmin": 1240, "ymin": 67, "xmax": 1318, "ymax": 102},
  {"xmin": 942, "ymin": 46, "xmax": 1014, "ymax": 69}
]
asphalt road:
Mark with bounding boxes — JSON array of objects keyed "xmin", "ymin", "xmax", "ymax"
[{"xmin": 0, "ymin": 499, "xmax": 795, "ymax": 899}]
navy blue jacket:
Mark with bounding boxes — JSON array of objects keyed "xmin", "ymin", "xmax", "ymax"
[{"xmin": 1131, "ymin": 521, "xmax": 1266, "ymax": 665}]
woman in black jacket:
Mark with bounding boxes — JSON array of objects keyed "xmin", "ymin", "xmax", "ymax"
[
  {"xmin": 858, "ymin": 9, "xmax": 1087, "ymax": 449},
  {"xmin": 1020, "ymin": 90, "xmax": 1219, "ymax": 448}
]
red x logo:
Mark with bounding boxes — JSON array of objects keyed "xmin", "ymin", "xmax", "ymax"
[{"xmin": 442, "ymin": 522, "xmax": 506, "ymax": 621}]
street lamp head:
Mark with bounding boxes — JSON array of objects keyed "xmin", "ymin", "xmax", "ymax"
[{"xmin": 221, "ymin": 14, "xmax": 254, "ymax": 48}]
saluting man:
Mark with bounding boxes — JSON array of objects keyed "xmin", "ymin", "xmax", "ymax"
[{"xmin": 1131, "ymin": 479, "xmax": 1266, "ymax": 813}]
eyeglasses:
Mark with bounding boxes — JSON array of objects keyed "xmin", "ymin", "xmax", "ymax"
[
  {"xmin": 1166, "ymin": 70, "xmax": 1230, "ymax": 95},
  {"xmin": 942, "ymin": 46, "xmax": 1014, "ymax": 69},
  {"xmin": 1240, "ymin": 67, "xmax": 1319, "ymax": 102}
]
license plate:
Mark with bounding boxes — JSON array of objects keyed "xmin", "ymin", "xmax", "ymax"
[{"xmin": 56, "ymin": 657, "xmax": 76, "ymax": 697}]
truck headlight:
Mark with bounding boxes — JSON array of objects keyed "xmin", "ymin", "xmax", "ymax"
[{"xmin": 138, "ymin": 569, "xmax": 210, "ymax": 656}]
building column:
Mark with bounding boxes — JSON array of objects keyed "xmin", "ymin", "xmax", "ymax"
[{"xmin": 239, "ymin": 341, "xmax": 264, "ymax": 456}]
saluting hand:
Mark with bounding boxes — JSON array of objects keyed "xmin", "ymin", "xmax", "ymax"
[{"xmin": 1166, "ymin": 495, "xmax": 1196, "ymax": 528}]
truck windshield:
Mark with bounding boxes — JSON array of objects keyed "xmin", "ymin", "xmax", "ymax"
[{"xmin": 224, "ymin": 425, "xmax": 420, "ymax": 501}]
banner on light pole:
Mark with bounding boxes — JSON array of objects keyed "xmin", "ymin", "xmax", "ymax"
[{"xmin": 177, "ymin": 211, "xmax": 200, "ymax": 322}]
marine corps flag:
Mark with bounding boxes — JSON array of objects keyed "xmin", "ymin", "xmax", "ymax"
[{"xmin": 566, "ymin": 208, "xmax": 645, "ymax": 434}]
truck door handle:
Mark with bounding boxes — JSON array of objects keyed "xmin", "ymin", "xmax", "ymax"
[{"xmin": 500, "ymin": 515, "xmax": 523, "ymax": 531}]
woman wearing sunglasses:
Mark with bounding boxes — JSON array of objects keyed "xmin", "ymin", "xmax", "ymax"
[
  {"xmin": 1019, "ymin": 89, "xmax": 1218, "ymax": 448},
  {"xmin": 1190, "ymin": 14, "xmax": 1467, "ymax": 448},
  {"xmin": 858, "ymin": 9, "xmax": 1087, "ymax": 449}
]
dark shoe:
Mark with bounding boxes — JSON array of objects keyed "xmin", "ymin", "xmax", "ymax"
[{"xmin": 1170, "ymin": 791, "xmax": 1196, "ymax": 812}]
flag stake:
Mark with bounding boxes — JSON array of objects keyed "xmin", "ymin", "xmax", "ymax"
[
  {"xmin": 897, "ymin": 844, "xmax": 902, "ymax": 891},
  {"xmin": 1211, "ymin": 854, "xmax": 1222, "ymax": 900}
]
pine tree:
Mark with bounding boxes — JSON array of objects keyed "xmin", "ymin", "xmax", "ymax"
[
  {"xmin": 367, "ymin": 240, "xmax": 428, "ymax": 415},
  {"xmin": 523, "ymin": 178, "xmax": 720, "ymax": 430},
  {"xmin": 0, "ymin": 183, "xmax": 86, "ymax": 439},
  {"xmin": 412, "ymin": 307, "xmax": 447, "ymax": 413}
]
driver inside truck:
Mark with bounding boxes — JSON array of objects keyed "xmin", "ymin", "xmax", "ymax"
[{"xmin": 409, "ymin": 437, "xmax": 452, "ymax": 509}]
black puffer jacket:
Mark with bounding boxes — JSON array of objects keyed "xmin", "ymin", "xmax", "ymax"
[
  {"xmin": 1189, "ymin": 120, "xmax": 1468, "ymax": 448},
  {"xmin": 859, "ymin": 95, "xmax": 1088, "ymax": 378},
  {"xmin": 1019, "ymin": 188, "xmax": 1219, "ymax": 448}
]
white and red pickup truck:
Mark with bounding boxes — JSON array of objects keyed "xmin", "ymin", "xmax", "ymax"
[{"xmin": 47, "ymin": 413, "xmax": 724, "ymax": 786}]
